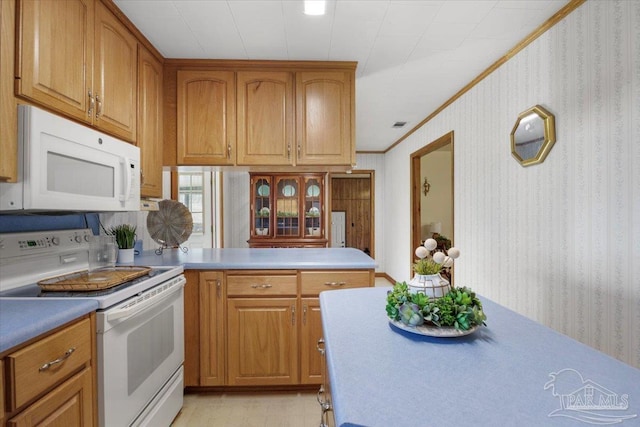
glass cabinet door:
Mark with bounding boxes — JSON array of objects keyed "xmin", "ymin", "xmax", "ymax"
[
  {"xmin": 275, "ymin": 177, "xmax": 300, "ymax": 237},
  {"xmin": 253, "ymin": 176, "xmax": 272, "ymax": 237},
  {"xmin": 303, "ymin": 176, "xmax": 323, "ymax": 238}
]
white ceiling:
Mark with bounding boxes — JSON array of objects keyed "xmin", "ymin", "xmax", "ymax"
[{"xmin": 114, "ymin": 0, "xmax": 570, "ymax": 152}]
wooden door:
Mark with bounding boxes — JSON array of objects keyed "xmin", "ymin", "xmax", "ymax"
[
  {"xmin": 7, "ymin": 368, "xmax": 93, "ymax": 427},
  {"xmin": 94, "ymin": 1, "xmax": 137, "ymax": 142},
  {"xmin": 177, "ymin": 70, "xmax": 236, "ymax": 165},
  {"xmin": 227, "ymin": 298, "xmax": 298, "ymax": 385},
  {"xmin": 137, "ymin": 46, "xmax": 163, "ymax": 198},
  {"xmin": 237, "ymin": 71, "xmax": 294, "ymax": 165},
  {"xmin": 199, "ymin": 271, "xmax": 225, "ymax": 386},
  {"xmin": 300, "ymin": 297, "xmax": 323, "ymax": 384},
  {"xmin": 17, "ymin": 0, "xmax": 93, "ymax": 124},
  {"xmin": 0, "ymin": 0, "xmax": 17, "ymax": 181},
  {"xmin": 296, "ymin": 71, "xmax": 353, "ymax": 166}
]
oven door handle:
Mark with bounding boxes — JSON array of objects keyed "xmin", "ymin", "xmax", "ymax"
[{"xmin": 107, "ymin": 276, "xmax": 186, "ymax": 322}]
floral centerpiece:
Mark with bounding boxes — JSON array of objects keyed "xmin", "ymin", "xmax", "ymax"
[{"xmin": 386, "ymin": 239, "xmax": 486, "ymax": 332}]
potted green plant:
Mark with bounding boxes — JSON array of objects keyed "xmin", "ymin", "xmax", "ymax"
[{"xmin": 108, "ymin": 224, "xmax": 137, "ymax": 263}]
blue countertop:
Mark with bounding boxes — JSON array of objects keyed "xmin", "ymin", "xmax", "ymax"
[
  {"xmin": 0, "ymin": 299, "xmax": 98, "ymax": 354},
  {"xmin": 320, "ymin": 287, "xmax": 640, "ymax": 427},
  {"xmin": 0, "ymin": 248, "xmax": 374, "ymax": 355},
  {"xmin": 131, "ymin": 247, "xmax": 376, "ymax": 270}
]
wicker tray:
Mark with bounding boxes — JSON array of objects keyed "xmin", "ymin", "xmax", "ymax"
[{"xmin": 38, "ymin": 266, "xmax": 152, "ymax": 292}]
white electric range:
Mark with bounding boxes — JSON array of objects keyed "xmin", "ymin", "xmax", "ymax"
[{"xmin": 0, "ymin": 228, "xmax": 185, "ymax": 427}]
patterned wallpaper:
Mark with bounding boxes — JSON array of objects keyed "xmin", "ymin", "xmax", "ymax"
[{"xmin": 382, "ymin": 0, "xmax": 640, "ymax": 369}]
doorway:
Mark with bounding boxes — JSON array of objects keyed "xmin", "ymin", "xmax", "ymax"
[
  {"xmin": 410, "ymin": 132, "xmax": 454, "ymax": 268},
  {"xmin": 329, "ymin": 171, "xmax": 374, "ymax": 258}
]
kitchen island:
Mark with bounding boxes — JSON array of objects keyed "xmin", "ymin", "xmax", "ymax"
[{"xmin": 320, "ymin": 287, "xmax": 640, "ymax": 427}]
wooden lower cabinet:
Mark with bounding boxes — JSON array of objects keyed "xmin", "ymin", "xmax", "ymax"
[
  {"xmin": 1, "ymin": 314, "xmax": 96, "ymax": 426},
  {"xmin": 7, "ymin": 368, "xmax": 93, "ymax": 427},
  {"xmin": 300, "ymin": 298, "xmax": 323, "ymax": 384},
  {"xmin": 184, "ymin": 269, "xmax": 373, "ymax": 388},
  {"xmin": 199, "ymin": 271, "xmax": 225, "ymax": 386},
  {"xmin": 227, "ymin": 298, "xmax": 298, "ymax": 386}
]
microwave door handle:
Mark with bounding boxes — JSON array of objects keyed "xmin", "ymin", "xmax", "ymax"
[{"xmin": 120, "ymin": 157, "xmax": 132, "ymax": 204}]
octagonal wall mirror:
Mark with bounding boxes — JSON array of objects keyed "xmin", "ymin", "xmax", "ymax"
[{"xmin": 510, "ymin": 105, "xmax": 556, "ymax": 167}]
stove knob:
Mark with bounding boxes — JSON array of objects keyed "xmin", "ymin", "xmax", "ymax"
[
  {"xmin": 51, "ymin": 237, "xmax": 60, "ymax": 246},
  {"xmin": 74, "ymin": 235, "xmax": 82, "ymax": 243},
  {"xmin": 84, "ymin": 234, "xmax": 91, "ymax": 242}
]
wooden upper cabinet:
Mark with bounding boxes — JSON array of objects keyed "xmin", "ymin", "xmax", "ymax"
[
  {"xmin": 296, "ymin": 71, "xmax": 354, "ymax": 166},
  {"xmin": 237, "ymin": 71, "xmax": 294, "ymax": 166},
  {"xmin": 1, "ymin": 0, "xmax": 17, "ymax": 182},
  {"xmin": 94, "ymin": 0, "xmax": 137, "ymax": 141},
  {"xmin": 16, "ymin": 0, "xmax": 137, "ymax": 142},
  {"xmin": 17, "ymin": 0, "xmax": 94, "ymax": 124},
  {"xmin": 137, "ymin": 46, "xmax": 163, "ymax": 198},
  {"xmin": 177, "ymin": 70, "xmax": 236, "ymax": 165}
]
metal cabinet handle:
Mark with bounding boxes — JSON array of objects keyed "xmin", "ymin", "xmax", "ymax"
[
  {"xmin": 297, "ymin": 143, "xmax": 301, "ymax": 158},
  {"xmin": 317, "ymin": 385, "xmax": 331, "ymax": 411},
  {"xmin": 316, "ymin": 338, "xmax": 325, "ymax": 355},
  {"xmin": 140, "ymin": 169, "xmax": 145, "ymax": 185},
  {"xmin": 227, "ymin": 144, "xmax": 232, "ymax": 159},
  {"xmin": 88, "ymin": 90, "xmax": 95, "ymax": 117},
  {"xmin": 96, "ymin": 94, "xmax": 102, "ymax": 118},
  {"xmin": 291, "ymin": 304, "xmax": 296, "ymax": 325},
  {"xmin": 250, "ymin": 284, "xmax": 272, "ymax": 289},
  {"xmin": 324, "ymin": 282, "xmax": 346, "ymax": 287},
  {"xmin": 216, "ymin": 279, "xmax": 222, "ymax": 298},
  {"xmin": 39, "ymin": 347, "xmax": 76, "ymax": 372},
  {"xmin": 303, "ymin": 304, "xmax": 307, "ymax": 325}
]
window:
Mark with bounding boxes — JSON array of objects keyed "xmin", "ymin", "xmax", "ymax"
[
  {"xmin": 175, "ymin": 171, "xmax": 221, "ymax": 248},
  {"xmin": 178, "ymin": 173, "xmax": 204, "ymax": 234}
]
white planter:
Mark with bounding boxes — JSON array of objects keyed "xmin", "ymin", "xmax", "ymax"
[
  {"xmin": 407, "ymin": 273, "xmax": 450, "ymax": 298},
  {"xmin": 117, "ymin": 248, "xmax": 135, "ymax": 264}
]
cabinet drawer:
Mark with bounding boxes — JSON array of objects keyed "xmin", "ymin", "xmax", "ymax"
[
  {"xmin": 301, "ymin": 270, "xmax": 371, "ymax": 296},
  {"xmin": 227, "ymin": 275, "xmax": 297, "ymax": 296},
  {"xmin": 7, "ymin": 318, "xmax": 92, "ymax": 410}
]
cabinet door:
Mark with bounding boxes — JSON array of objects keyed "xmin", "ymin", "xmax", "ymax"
[
  {"xmin": 303, "ymin": 175, "xmax": 324, "ymax": 239},
  {"xmin": 17, "ymin": 0, "xmax": 93, "ymax": 124},
  {"xmin": 94, "ymin": 1, "xmax": 137, "ymax": 142},
  {"xmin": 296, "ymin": 71, "xmax": 353, "ymax": 166},
  {"xmin": 300, "ymin": 297, "xmax": 323, "ymax": 384},
  {"xmin": 177, "ymin": 70, "xmax": 236, "ymax": 165},
  {"xmin": 0, "ymin": 0, "xmax": 17, "ymax": 181},
  {"xmin": 274, "ymin": 176, "xmax": 301, "ymax": 238},
  {"xmin": 227, "ymin": 298, "xmax": 298, "ymax": 385},
  {"xmin": 237, "ymin": 71, "xmax": 294, "ymax": 165},
  {"xmin": 183, "ymin": 270, "xmax": 200, "ymax": 387},
  {"xmin": 199, "ymin": 271, "xmax": 225, "ymax": 386},
  {"xmin": 7, "ymin": 367, "xmax": 93, "ymax": 427},
  {"xmin": 137, "ymin": 46, "xmax": 163, "ymax": 198},
  {"xmin": 251, "ymin": 175, "xmax": 273, "ymax": 238}
]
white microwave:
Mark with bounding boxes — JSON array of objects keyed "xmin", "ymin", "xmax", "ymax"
[{"xmin": 0, "ymin": 105, "xmax": 140, "ymax": 212}]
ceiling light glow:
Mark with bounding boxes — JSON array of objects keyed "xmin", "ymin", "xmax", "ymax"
[{"xmin": 304, "ymin": 0, "xmax": 325, "ymax": 16}]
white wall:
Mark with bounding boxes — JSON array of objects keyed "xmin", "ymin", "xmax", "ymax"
[
  {"xmin": 420, "ymin": 151, "xmax": 453, "ymax": 240},
  {"xmin": 382, "ymin": 0, "xmax": 640, "ymax": 368},
  {"xmin": 354, "ymin": 153, "xmax": 385, "ymax": 272}
]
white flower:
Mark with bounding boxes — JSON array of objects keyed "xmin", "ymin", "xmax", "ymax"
[
  {"xmin": 415, "ymin": 246, "xmax": 429, "ymax": 259},
  {"xmin": 432, "ymin": 251, "xmax": 446, "ymax": 264},
  {"xmin": 423, "ymin": 238, "xmax": 437, "ymax": 251},
  {"xmin": 447, "ymin": 247, "xmax": 460, "ymax": 259}
]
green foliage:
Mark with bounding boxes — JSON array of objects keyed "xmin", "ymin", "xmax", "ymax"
[
  {"xmin": 386, "ymin": 282, "xmax": 487, "ymax": 331},
  {"xmin": 413, "ymin": 258, "xmax": 442, "ymax": 275},
  {"xmin": 107, "ymin": 224, "xmax": 137, "ymax": 249}
]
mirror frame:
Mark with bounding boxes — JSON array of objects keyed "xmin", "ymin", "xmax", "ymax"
[{"xmin": 510, "ymin": 105, "xmax": 556, "ymax": 167}]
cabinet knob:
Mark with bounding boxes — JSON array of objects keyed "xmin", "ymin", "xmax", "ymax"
[
  {"xmin": 96, "ymin": 94, "xmax": 102, "ymax": 118},
  {"xmin": 88, "ymin": 90, "xmax": 95, "ymax": 117}
]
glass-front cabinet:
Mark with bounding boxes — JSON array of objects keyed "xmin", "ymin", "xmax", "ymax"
[{"xmin": 249, "ymin": 173, "xmax": 327, "ymax": 247}]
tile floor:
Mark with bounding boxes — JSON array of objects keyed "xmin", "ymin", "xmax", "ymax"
[
  {"xmin": 172, "ymin": 391, "xmax": 319, "ymax": 427},
  {"xmin": 172, "ymin": 276, "xmax": 393, "ymax": 426}
]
